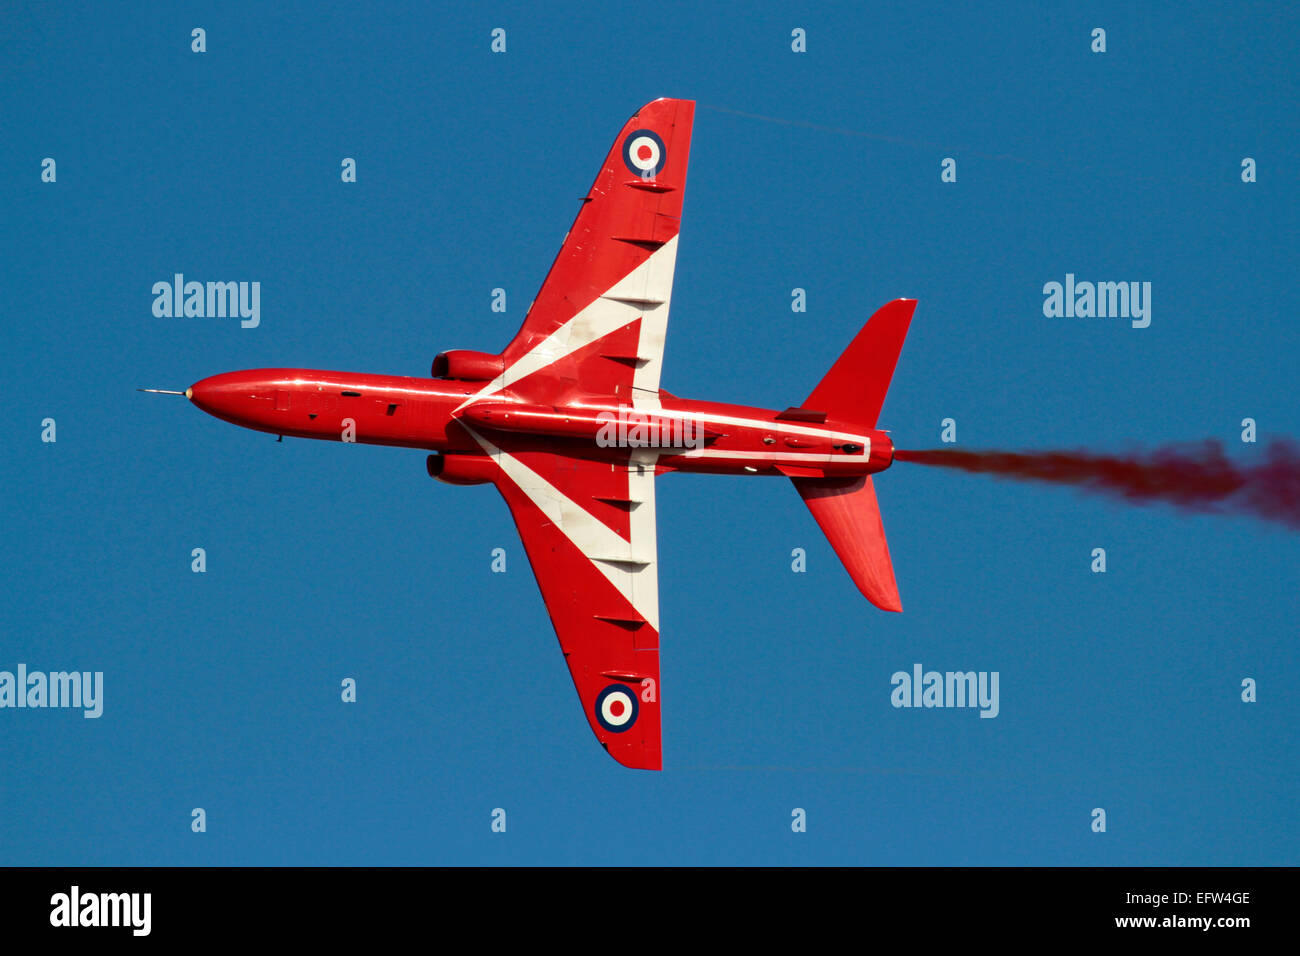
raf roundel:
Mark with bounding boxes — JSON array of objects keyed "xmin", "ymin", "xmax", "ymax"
[
  {"xmin": 594, "ymin": 683, "xmax": 639, "ymax": 733},
  {"xmin": 622, "ymin": 129, "xmax": 666, "ymax": 178}
]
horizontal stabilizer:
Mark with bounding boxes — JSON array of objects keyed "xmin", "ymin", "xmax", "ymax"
[
  {"xmin": 805, "ymin": 299, "xmax": 916, "ymax": 428},
  {"xmin": 794, "ymin": 475, "xmax": 901, "ymax": 612},
  {"xmin": 776, "ymin": 464, "xmax": 825, "ymax": 478}
]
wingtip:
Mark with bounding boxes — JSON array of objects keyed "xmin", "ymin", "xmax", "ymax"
[
  {"xmin": 864, "ymin": 587, "xmax": 903, "ymax": 614},
  {"xmin": 602, "ymin": 740, "xmax": 662, "ymax": 771}
]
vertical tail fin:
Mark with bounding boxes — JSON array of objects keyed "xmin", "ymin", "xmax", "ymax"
[
  {"xmin": 804, "ymin": 298, "xmax": 915, "ymax": 428},
  {"xmin": 795, "ymin": 476, "xmax": 901, "ymax": 612},
  {"xmin": 794, "ymin": 299, "xmax": 915, "ymax": 611}
]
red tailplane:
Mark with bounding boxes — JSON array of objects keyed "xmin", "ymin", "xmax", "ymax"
[
  {"xmin": 795, "ymin": 475, "xmax": 902, "ymax": 612},
  {"xmin": 794, "ymin": 299, "xmax": 915, "ymax": 612},
  {"xmin": 804, "ymin": 298, "xmax": 915, "ymax": 428}
]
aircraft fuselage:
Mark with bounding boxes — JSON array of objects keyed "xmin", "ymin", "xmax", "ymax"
[{"xmin": 188, "ymin": 368, "xmax": 894, "ymax": 479}]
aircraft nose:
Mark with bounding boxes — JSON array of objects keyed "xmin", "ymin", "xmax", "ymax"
[
  {"xmin": 188, "ymin": 372, "xmax": 258, "ymax": 424},
  {"xmin": 187, "ymin": 377, "xmax": 220, "ymax": 412}
]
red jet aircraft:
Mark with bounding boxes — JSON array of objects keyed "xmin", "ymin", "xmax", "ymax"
[{"xmin": 149, "ymin": 98, "xmax": 915, "ymax": 770}]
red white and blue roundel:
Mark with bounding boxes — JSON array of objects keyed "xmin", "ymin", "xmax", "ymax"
[
  {"xmin": 594, "ymin": 683, "xmax": 639, "ymax": 733},
  {"xmin": 623, "ymin": 129, "xmax": 666, "ymax": 178}
]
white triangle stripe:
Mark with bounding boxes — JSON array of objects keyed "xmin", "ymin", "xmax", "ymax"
[
  {"xmin": 468, "ymin": 426, "xmax": 660, "ymax": 632},
  {"xmin": 456, "ymin": 235, "xmax": 679, "ymax": 413}
]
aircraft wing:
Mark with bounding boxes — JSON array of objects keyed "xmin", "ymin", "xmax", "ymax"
[
  {"xmin": 449, "ymin": 99, "xmax": 694, "ymax": 769},
  {"xmin": 470, "ymin": 430, "xmax": 662, "ymax": 769},
  {"xmin": 472, "ymin": 97, "xmax": 694, "ymax": 406}
]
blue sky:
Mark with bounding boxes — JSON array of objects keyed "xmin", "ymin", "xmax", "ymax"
[{"xmin": 2, "ymin": 1, "xmax": 1296, "ymax": 865}]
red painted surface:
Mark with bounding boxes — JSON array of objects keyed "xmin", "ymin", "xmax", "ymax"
[
  {"xmin": 169, "ymin": 99, "xmax": 916, "ymax": 771},
  {"xmin": 189, "ymin": 369, "xmax": 897, "ymax": 479}
]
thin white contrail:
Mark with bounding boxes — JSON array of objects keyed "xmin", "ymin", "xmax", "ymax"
[{"xmin": 700, "ymin": 103, "xmax": 1183, "ymax": 183}]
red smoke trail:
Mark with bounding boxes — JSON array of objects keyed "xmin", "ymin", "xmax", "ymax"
[{"xmin": 893, "ymin": 440, "xmax": 1300, "ymax": 529}]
